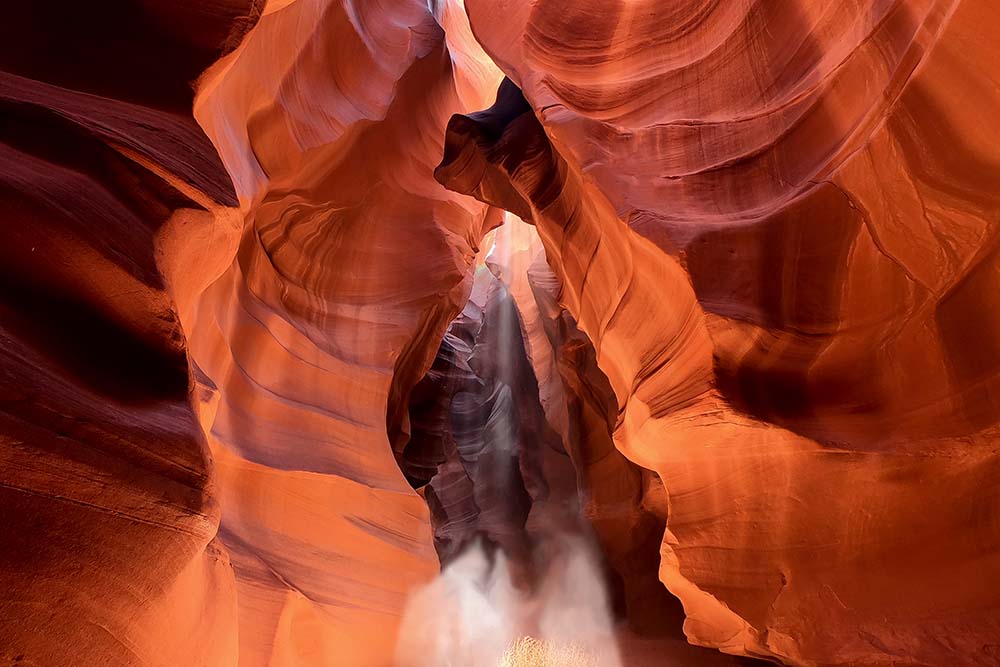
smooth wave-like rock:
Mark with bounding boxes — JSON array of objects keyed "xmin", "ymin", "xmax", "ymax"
[
  {"xmin": 436, "ymin": 56, "xmax": 1000, "ymax": 662},
  {"xmin": 5, "ymin": 1, "xmax": 1000, "ymax": 665},
  {"xmin": 166, "ymin": 1, "xmax": 506, "ymax": 664},
  {"xmin": 2, "ymin": 0, "xmax": 506, "ymax": 664},
  {"xmin": 463, "ymin": 0, "xmax": 1000, "ymax": 446},
  {"xmin": 0, "ymin": 2, "xmax": 254, "ymax": 664}
]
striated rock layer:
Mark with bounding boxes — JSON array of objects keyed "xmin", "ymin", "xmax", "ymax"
[
  {"xmin": 3, "ymin": 0, "xmax": 1000, "ymax": 666},
  {"xmin": 437, "ymin": 0, "xmax": 1000, "ymax": 662},
  {"xmin": 167, "ymin": 0, "xmax": 505, "ymax": 664},
  {"xmin": 1, "ymin": 0, "xmax": 505, "ymax": 664},
  {"xmin": 0, "ymin": 2, "xmax": 255, "ymax": 664}
]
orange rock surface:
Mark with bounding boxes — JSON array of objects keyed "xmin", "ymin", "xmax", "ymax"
[
  {"xmin": 0, "ymin": 2, "xmax": 252, "ymax": 664},
  {"xmin": 437, "ymin": 1, "xmax": 1000, "ymax": 663},
  {"xmin": 3, "ymin": 1, "xmax": 1000, "ymax": 666}
]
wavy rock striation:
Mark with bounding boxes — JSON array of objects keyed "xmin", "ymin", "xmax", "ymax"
[
  {"xmin": 0, "ymin": 2, "xmax": 256, "ymax": 664},
  {"xmin": 4, "ymin": 1, "xmax": 1000, "ymax": 665},
  {"xmin": 1, "ymin": 0, "xmax": 505, "ymax": 664},
  {"xmin": 164, "ymin": 1, "xmax": 504, "ymax": 664},
  {"xmin": 436, "ymin": 31, "xmax": 1000, "ymax": 660}
]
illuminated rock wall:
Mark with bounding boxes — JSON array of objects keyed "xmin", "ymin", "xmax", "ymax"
[{"xmin": 3, "ymin": 1, "xmax": 1000, "ymax": 665}]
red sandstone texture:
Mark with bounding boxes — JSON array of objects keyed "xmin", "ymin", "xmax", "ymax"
[{"xmin": 2, "ymin": 1, "xmax": 1000, "ymax": 666}]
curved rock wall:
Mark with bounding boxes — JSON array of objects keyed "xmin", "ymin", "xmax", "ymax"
[
  {"xmin": 1, "ymin": 0, "xmax": 506, "ymax": 664},
  {"xmin": 436, "ymin": 35, "xmax": 1000, "ymax": 662},
  {"xmin": 5, "ymin": 1, "xmax": 1000, "ymax": 665},
  {"xmin": 462, "ymin": 0, "xmax": 1000, "ymax": 447},
  {"xmin": 0, "ymin": 2, "xmax": 255, "ymax": 664},
  {"xmin": 166, "ymin": 1, "xmax": 504, "ymax": 664}
]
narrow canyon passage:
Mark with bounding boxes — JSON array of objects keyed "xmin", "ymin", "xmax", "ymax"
[
  {"xmin": 2, "ymin": 1, "xmax": 1000, "ymax": 666},
  {"xmin": 393, "ymin": 217, "xmax": 772, "ymax": 666},
  {"xmin": 393, "ymin": 219, "xmax": 664, "ymax": 665}
]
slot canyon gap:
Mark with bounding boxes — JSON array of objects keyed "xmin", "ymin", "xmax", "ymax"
[{"xmin": 1, "ymin": 1, "xmax": 1000, "ymax": 666}]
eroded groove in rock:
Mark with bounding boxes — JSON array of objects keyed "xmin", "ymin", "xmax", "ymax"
[
  {"xmin": 523, "ymin": 251, "xmax": 685, "ymax": 639},
  {"xmin": 404, "ymin": 215, "xmax": 769, "ymax": 665}
]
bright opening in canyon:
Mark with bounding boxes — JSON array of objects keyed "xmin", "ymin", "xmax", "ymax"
[
  {"xmin": 395, "ymin": 218, "xmax": 623, "ymax": 665},
  {"xmin": 4, "ymin": 0, "xmax": 1000, "ymax": 666}
]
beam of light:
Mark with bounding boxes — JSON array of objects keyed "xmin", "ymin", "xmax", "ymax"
[
  {"xmin": 396, "ymin": 213, "xmax": 621, "ymax": 667},
  {"xmin": 394, "ymin": 523, "xmax": 623, "ymax": 666}
]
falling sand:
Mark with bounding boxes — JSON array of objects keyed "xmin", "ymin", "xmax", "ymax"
[{"xmin": 394, "ymin": 535, "xmax": 622, "ymax": 667}]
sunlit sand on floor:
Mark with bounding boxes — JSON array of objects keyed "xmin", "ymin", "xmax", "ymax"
[{"xmin": 500, "ymin": 636, "xmax": 600, "ymax": 667}]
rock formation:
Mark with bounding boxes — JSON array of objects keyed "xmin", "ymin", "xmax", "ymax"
[
  {"xmin": 436, "ymin": 1, "xmax": 1000, "ymax": 663},
  {"xmin": 0, "ymin": 2, "xmax": 254, "ymax": 664},
  {"xmin": 3, "ymin": 0, "xmax": 1000, "ymax": 665}
]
